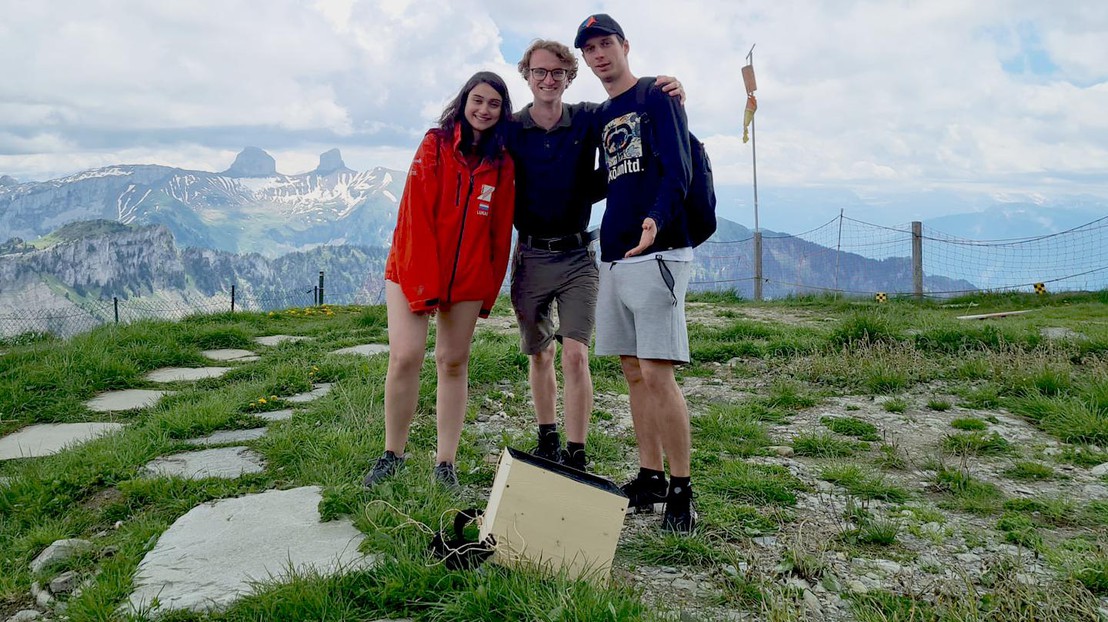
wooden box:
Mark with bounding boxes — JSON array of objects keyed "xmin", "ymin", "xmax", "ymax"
[{"xmin": 479, "ymin": 447, "xmax": 628, "ymax": 580}]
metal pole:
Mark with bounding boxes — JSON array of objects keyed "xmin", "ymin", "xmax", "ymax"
[
  {"xmin": 753, "ymin": 232, "xmax": 763, "ymax": 301},
  {"xmin": 113, "ymin": 297, "xmax": 119, "ymax": 324},
  {"xmin": 318, "ymin": 271, "xmax": 325, "ymax": 305},
  {"xmin": 231, "ymin": 285, "xmax": 236, "ymax": 313},
  {"xmin": 834, "ymin": 209, "xmax": 844, "ymax": 293},
  {"xmin": 912, "ymin": 221, "xmax": 923, "ymax": 300},
  {"xmin": 747, "ymin": 45, "xmax": 762, "ymax": 301}
]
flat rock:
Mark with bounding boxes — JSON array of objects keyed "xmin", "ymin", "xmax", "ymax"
[
  {"xmin": 30, "ymin": 539, "xmax": 93, "ymax": 574},
  {"xmin": 1040, "ymin": 327, "xmax": 1085, "ymax": 340},
  {"xmin": 330, "ymin": 344, "xmax": 389, "ymax": 357},
  {"xmin": 127, "ymin": 486, "xmax": 375, "ymax": 614},
  {"xmin": 186, "ymin": 428, "xmax": 268, "ymax": 447},
  {"xmin": 255, "ymin": 409, "xmax": 295, "ymax": 422},
  {"xmin": 8, "ymin": 610, "xmax": 44, "ymax": 622},
  {"xmin": 86, "ymin": 389, "xmax": 169, "ymax": 412},
  {"xmin": 201, "ymin": 349, "xmax": 259, "ymax": 362},
  {"xmin": 145, "ymin": 367, "xmax": 232, "ymax": 383},
  {"xmin": 0, "ymin": 423, "xmax": 124, "ymax": 460},
  {"xmin": 254, "ymin": 335, "xmax": 309, "ymax": 346},
  {"xmin": 286, "ymin": 383, "xmax": 333, "ymax": 404},
  {"xmin": 142, "ymin": 447, "xmax": 265, "ymax": 479},
  {"xmin": 1090, "ymin": 462, "xmax": 1108, "ymax": 477}
]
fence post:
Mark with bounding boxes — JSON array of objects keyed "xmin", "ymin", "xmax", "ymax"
[
  {"xmin": 113, "ymin": 297, "xmax": 119, "ymax": 324},
  {"xmin": 912, "ymin": 221, "xmax": 923, "ymax": 300},
  {"xmin": 753, "ymin": 231, "xmax": 763, "ymax": 301},
  {"xmin": 318, "ymin": 271, "xmax": 325, "ymax": 305},
  {"xmin": 231, "ymin": 285, "xmax": 236, "ymax": 313}
]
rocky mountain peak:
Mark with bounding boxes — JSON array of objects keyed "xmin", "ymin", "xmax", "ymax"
[
  {"xmin": 223, "ymin": 147, "xmax": 277, "ymax": 178},
  {"xmin": 314, "ymin": 149, "xmax": 352, "ymax": 176},
  {"xmin": 0, "ymin": 175, "xmax": 18, "ymax": 187}
]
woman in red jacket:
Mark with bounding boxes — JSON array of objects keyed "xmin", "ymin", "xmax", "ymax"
[{"xmin": 364, "ymin": 71, "xmax": 516, "ymax": 490}]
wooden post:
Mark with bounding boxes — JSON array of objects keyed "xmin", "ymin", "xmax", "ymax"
[
  {"xmin": 231, "ymin": 285, "xmax": 236, "ymax": 313},
  {"xmin": 753, "ymin": 231, "xmax": 763, "ymax": 301},
  {"xmin": 113, "ymin": 297, "xmax": 119, "ymax": 324},
  {"xmin": 318, "ymin": 271, "xmax": 325, "ymax": 305},
  {"xmin": 912, "ymin": 221, "xmax": 923, "ymax": 300}
]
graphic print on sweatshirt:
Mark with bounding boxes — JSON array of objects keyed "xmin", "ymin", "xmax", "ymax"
[
  {"xmin": 602, "ymin": 112, "xmax": 644, "ymax": 182},
  {"xmin": 477, "ymin": 184, "xmax": 495, "ymax": 216}
]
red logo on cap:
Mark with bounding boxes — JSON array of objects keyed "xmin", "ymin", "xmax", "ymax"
[{"xmin": 585, "ymin": 16, "xmax": 597, "ymax": 27}]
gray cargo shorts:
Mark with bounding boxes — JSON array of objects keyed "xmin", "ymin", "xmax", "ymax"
[
  {"xmin": 595, "ymin": 256, "xmax": 691, "ymax": 363},
  {"xmin": 510, "ymin": 242, "xmax": 599, "ymax": 355}
]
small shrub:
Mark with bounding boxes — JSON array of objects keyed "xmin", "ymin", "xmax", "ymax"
[
  {"xmin": 853, "ymin": 517, "xmax": 901, "ymax": 546},
  {"xmin": 926, "ymin": 399, "xmax": 951, "ymax": 411},
  {"xmin": 830, "ymin": 313, "xmax": 900, "ymax": 348}
]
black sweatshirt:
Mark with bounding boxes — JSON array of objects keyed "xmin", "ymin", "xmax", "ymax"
[{"xmin": 596, "ymin": 76, "xmax": 692, "ymax": 262}]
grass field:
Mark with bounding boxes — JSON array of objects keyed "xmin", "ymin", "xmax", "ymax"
[{"xmin": 2, "ymin": 291, "xmax": 1107, "ymax": 621}]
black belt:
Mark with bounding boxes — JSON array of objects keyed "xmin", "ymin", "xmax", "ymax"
[{"xmin": 520, "ymin": 230, "xmax": 598, "ymax": 252}]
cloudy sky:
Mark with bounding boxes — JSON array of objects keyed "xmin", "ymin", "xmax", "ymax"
[{"xmin": 3, "ymin": 0, "xmax": 1107, "ymax": 228}]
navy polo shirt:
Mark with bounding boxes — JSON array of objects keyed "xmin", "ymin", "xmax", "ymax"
[{"xmin": 507, "ymin": 102, "xmax": 605, "ymax": 239}]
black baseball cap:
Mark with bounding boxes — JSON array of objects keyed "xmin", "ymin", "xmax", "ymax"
[{"xmin": 574, "ymin": 14, "xmax": 624, "ymax": 48}]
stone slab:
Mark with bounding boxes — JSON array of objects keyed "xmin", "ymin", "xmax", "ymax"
[
  {"xmin": 330, "ymin": 343, "xmax": 389, "ymax": 357},
  {"xmin": 255, "ymin": 409, "xmax": 295, "ymax": 422},
  {"xmin": 186, "ymin": 428, "xmax": 268, "ymax": 447},
  {"xmin": 0, "ymin": 423, "xmax": 124, "ymax": 460},
  {"xmin": 145, "ymin": 367, "xmax": 232, "ymax": 383},
  {"xmin": 201, "ymin": 349, "xmax": 259, "ymax": 362},
  {"xmin": 254, "ymin": 335, "xmax": 309, "ymax": 346},
  {"xmin": 86, "ymin": 389, "xmax": 169, "ymax": 413},
  {"xmin": 285, "ymin": 383, "xmax": 333, "ymax": 404},
  {"xmin": 127, "ymin": 486, "xmax": 375, "ymax": 614},
  {"xmin": 142, "ymin": 447, "xmax": 265, "ymax": 479}
]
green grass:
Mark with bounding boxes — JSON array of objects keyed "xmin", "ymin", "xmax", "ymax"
[
  {"xmin": 950, "ymin": 417, "xmax": 988, "ymax": 431},
  {"xmin": 881, "ymin": 397, "xmax": 908, "ymax": 413},
  {"xmin": 1004, "ymin": 461, "xmax": 1055, "ymax": 480},
  {"xmin": 791, "ymin": 432, "xmax": 859, "ymax": 457},
  {"xmin": 820, "ymin": 464, "xmax": 909, "ymax": 502},
  {"xmin": 941, "ymin": 431, "xmax": 1011, "ymax": 456},
  {"xmin": 3, "ymin": 293, "xmax": 1108, "ymax": 620},
  {"xmin": 821, "ymin": 416, "xmax": 879, "ymax": 441}
]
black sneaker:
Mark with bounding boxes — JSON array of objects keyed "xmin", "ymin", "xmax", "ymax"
[
  {"xmin": 661, "ymin": 486, "xmax": 698, "ymax": 534},
  {"xmin": 620, "ymin": 474, "xmax": 668, "ymax": 514},
  {"xmin": 362, "ymin": 450, "xmax": 405, "ymax": 488},
  {"xmin": 433, "ymin": 461, "xmax": 460, "ymax": 491},
  {"xmin": 530, "ymin": 435, "xmax": 563, "ymax": 463},
  {"xmin": 561, "ymin": 448, "xmax": 588, "ymax": 472}
]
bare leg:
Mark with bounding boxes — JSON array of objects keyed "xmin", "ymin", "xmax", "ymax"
[
  {"xmin": 621, "ymin": 355, "xmax": 664, "ymax": 471},
  {"xmin": 561, "ymin": 337, "xmax": 593, "ymax": 444},
  {"xmin": 433, "ymin": 301, "xmax": 483, "ymax": 464},
  {"xmin": 638, "ymin": 358, "xmax": 691, "ymax": 477},
  {"xmin": 529, "ymin": 341, "xmax": 557, "ymax": 426},
  {"xmin": 383, "ymin": 281, "xmax": 430, "ymax": 455}
]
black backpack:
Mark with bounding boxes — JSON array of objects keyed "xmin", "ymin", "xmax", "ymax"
[{"xmin": 635, "ymin": 84, "xmax": 718, "ymax": 247}]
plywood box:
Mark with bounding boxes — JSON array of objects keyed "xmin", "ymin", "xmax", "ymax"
[{"xmin": 479, "ymin": 448, "xmax": 628, "ymax": 580}]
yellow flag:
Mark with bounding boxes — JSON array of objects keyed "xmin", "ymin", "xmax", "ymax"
[{"xmin": 742, "ymin": 94, "xmax": 757, "ymax": 143}]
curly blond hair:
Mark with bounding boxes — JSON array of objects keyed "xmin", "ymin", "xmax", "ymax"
[{"xmin": 517, "ymin": 39, "xmax": 578, "ymax": 83}]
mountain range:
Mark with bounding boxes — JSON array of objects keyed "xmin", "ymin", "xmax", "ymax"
[{"xmin": 0, "ymin": 147, "xmax": 1008, "ymax": 338}]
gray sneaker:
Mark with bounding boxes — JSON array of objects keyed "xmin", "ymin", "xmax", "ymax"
[
  {"xmin": 362, "ymin": 451, "xmax": 405, "ymax": 488},
  {"xmin": 433, "ymin": 461, "xmax": 460, "ymax": 491}
]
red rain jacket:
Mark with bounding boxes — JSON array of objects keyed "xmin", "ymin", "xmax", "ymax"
[{"xmin": 385, "ymin": 127, "xmax": 516, "ymax": 317}]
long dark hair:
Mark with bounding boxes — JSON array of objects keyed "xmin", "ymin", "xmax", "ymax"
[{"xmin": 437, "ymin": 71, "xmax": 513, "ymax": 162}]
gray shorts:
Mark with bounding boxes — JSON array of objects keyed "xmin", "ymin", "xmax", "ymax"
[
  {"xmin": 595, "ymin": 257, "xmax": 691, "ymax": 363},
  {"xmin": 510, "ymin": 244, "xmax": 599, "ymax": 355}
]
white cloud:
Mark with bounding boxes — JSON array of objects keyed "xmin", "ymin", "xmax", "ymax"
[{"xmin": 1, "ymin": 0, "xmax": 1106, "ymax": 216}]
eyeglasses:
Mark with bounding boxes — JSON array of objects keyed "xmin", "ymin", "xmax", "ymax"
[{"xmin": 528, "ymin": 68, "xmax": 569, "ymax": 82}]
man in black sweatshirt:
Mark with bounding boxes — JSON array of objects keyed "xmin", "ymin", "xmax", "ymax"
[{"xmin": 576, "ymin": 13, "xmax": 696, "ymax": 533}]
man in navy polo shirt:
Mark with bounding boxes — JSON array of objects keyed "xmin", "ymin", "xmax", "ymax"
[{"xmin": 508, "ymin": 40, "xmax": 682, "ymax": 472}]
